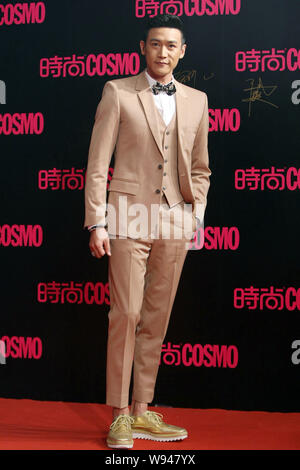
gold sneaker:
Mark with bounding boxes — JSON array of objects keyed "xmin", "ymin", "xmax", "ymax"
[
  {"xmin": 131, "ymin": 410, "xmax": 188, "ymax": 442},
  {"xmin": 106, "ymin": 414, "xmax": 134, "ymax": 449}
]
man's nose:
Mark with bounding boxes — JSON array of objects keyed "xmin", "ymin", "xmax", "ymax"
[{"xmin": 158, "ymin": 46, "xmax": 168, "ymax": 57}]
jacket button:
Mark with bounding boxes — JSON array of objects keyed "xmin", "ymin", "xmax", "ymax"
[
  {"xmin": 165, "ymin": 146, "xmax": 168, "ymax": 149},
  {"xmin": 162, "ymin": 186, "xmax": 166, "ymax": 190},
  {"xmin": 163, "ymin": 172, "xmax": 167, "ymax": 176},
  {"xmin": 155, "ymin": 189, "xmax": 160, "ymax": 194},
  {"xmin": 166, "ymin": 131, "xmax": 170, "ymax": 135},
  {"xmin": 158, "ymin": 164, "xmax": 163, "ymax": 169}
]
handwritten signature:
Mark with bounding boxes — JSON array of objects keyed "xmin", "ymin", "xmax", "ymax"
[
  {"xmin": 242, "ymin": 77, "xmax": 279, "ymax": 117},
  {"xmin": 174, "ymin": 70, "xmax": 215, "ymax": 87}
]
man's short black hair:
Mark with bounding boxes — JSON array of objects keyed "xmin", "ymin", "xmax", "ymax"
[{"xmin": 143, "ymin": 14, "xmax": 186, "ymax": 45}]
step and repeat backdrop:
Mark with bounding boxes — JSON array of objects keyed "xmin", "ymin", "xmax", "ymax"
[{"xmin": 0, "ymin": 0, "xmax": 299, "ymax": 412}]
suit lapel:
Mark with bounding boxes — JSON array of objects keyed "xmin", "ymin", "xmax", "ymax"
[
  {"xmin": 173, "ymin": 78, "xmax": 189, "ymax": 177},
  {"xmin": 135, "ymin": 70, "xmax": 189, "ymax": 165},
  {"xmin": 136, "ymin": 71, "xmax": 164, "ymax": 157}
]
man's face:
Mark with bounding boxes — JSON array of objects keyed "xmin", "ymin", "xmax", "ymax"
[{"xmin": 140, "ymin": 27, "xmax": 186, "ymax": 82}]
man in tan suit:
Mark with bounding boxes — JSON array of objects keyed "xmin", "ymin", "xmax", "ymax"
[{"xmin": 84, "ymin": 14, "xmax": 211, "ymax": 448}]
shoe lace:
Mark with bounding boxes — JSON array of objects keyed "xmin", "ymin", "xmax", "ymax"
[
  {"xmin": 110, "ymin": 415, "xmax": 134, "ymax": 432},
  {"xmin": 143, "ymin": 410, "xmax": 164, "ymax": 425}
]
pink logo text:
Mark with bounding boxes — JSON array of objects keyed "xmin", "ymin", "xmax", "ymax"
[
  {"xmin": 235, "ymin": 167, "xmax": 300, "ymax": 190},
  {"xmin": 235, "ymin": 48, "xmax": 300, "ymax": 72},
  {"xmin": 135, "ymin": 0, "xmax": 241, "ymax": 17},
  {"xmin": 209, "ymin": 108, "xmax": 240, "ymax": 132},
  {"xmin": 161, "ymin": 342, "xmax": 238, "ymax": 368},
  {"xmin": 0, "ymin": 112, "xmax": 44, "ymax": 135},
  {"xmin": 234, "ymin": 286, "xmax": 300, "ymax": 311},
  {"xmin": 40, "ymin": 53, "xmax": 140, "ymax": 78},
  {"xmin": 0, "ymin": 336, "xmax": 42, "ymax": 359},
  {"xmin": 37, "ymin": 281, "xmax": 110, "ymax": 305},
  {"xmin": 0, "ymin": 1, "xmax": 45, "ymax": 26},
  {"xmin": 190, "ymin": 226, "xmax": 240, "ymax": 251},
  {"xmin": 0, "ymin": 225, "xmax": 43, "ymax": 247}
]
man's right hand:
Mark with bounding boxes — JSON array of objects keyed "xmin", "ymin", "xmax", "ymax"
[{"xmin": 89, "ymin": 227, "xmax": 111, "ymax": 258}]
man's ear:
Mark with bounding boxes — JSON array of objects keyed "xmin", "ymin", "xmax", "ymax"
[
  {"xmin": 140, "ymin": 40, "xmax": 146, "ymax": 56},
  {"xmin": 180, "ymin": 43, "xmax": 187, "ymax": 59}
]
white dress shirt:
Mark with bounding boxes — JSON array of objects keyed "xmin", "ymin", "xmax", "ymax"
[{"xmin": 145, "ymin": 69, "xmax": 176, "ymax": 126}]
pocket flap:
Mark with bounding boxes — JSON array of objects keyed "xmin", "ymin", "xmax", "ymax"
[{"xmin": 108, "ymin": 178, "xmax": 139, "ymax": 195}]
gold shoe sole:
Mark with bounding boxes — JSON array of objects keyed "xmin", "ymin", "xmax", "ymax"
[
  {"xmin": 132, "ymin": 431, "xmax": 188, "ymax": 442},
  {"xmin": 106, "ymin": 439, "xmax": 134, "ymax": 449}
]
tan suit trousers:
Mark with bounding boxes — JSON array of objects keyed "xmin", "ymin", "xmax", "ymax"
[{"xmin": 106, "ymin": 195, "xmax": 191, "ymax": 408}]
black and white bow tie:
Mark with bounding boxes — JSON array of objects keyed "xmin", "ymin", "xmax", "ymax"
[{"xmin": 151, "ymin": 82, "xmax": 176, "ymax": 96}]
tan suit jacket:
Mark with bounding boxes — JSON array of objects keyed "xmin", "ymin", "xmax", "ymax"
[{"xmin": 84, "ymin": 69, "xmax": 211, "ymax": 236}]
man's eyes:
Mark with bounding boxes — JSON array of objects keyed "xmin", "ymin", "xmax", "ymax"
[{"xmin": 151, "ymin": 43, "xmax": 176, "ymax": 48}]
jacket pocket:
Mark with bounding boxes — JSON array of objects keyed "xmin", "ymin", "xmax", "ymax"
[{"xmin": 108, "ymin": 178, "xmax": 139, "ymax": 195}]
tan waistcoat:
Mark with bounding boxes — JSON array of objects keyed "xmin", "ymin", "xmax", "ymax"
[{"xmin": 153, "ymin": 105, "xmax": 184, "ymax": 208}]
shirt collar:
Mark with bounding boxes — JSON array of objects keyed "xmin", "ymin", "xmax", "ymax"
[{"xmin": 145, "ymin": 69, "xmax": 174, "ymax": 88}]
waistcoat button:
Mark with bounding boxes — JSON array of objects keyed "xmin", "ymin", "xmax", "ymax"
[
  {"xmin": 155, "ymin": 189, "xmax": 160, "ymax": 194},
  {"xmin": 158, "ymin": 164, "xmax": 163, "ymax": 169}
]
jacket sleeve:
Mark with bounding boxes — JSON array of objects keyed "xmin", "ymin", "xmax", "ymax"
[
  {"xmin": 83, "ymin": 81, "xmax": 120, "ymax": 229},
  {"xmin": 191, "ymin": 92, "xmax": 212, "ymax": 225}
]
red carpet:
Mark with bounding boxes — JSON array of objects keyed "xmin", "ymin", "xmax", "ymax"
[{"xmin": 0, "ymin": 398, "xmax": 299, "ymax": 450}]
